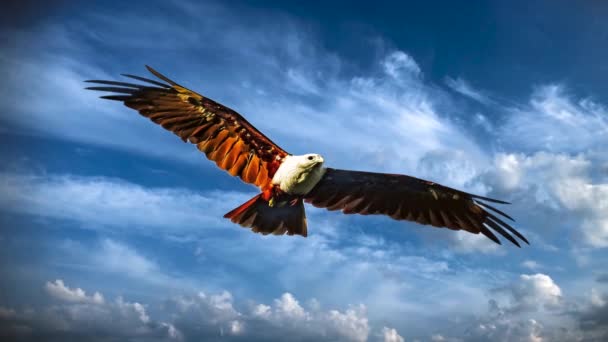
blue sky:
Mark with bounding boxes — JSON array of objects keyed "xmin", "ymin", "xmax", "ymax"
[{"xmin": 1, "ymin": 0, "xmax": 607, "ymax": 341}]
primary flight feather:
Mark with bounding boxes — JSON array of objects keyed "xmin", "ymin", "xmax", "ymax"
[{"xmin": 86, "ymin": 66, "xmax": 528, "ymax": 247}]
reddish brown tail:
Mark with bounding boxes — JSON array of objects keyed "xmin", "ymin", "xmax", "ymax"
[{"xmin": 223, "ymin": 194, "xmax": 308, "ymax": 237}]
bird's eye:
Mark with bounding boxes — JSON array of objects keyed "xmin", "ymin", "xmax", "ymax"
[{"xmin": 308, "ymin": 156, "xmax": 314, "ymax": 160}]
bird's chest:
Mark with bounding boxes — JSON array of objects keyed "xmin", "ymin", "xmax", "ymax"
[{"xmin": 272, "ymin": 164, "xmax": 325, "ymax": 195}]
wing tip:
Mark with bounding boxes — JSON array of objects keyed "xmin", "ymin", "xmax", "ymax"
[
  {"xmin": 480, "ymin": 226, "xmax": 502, "ymax": 245},
  {"xmin": 120, "ymin": 70, "xmax": 171, "ymax": 88},
  {"xmin": 144, "ymin": 65, "xmax": 178, "ymax": 86},
  {"xmin": 475, "ymin": 200, "xmax": 515, "ymax": 222},
  {"xmin": 471, "ymin": 196, "xmax": 528, "ymax": 247},
  {"xmin": 99, "ymin": 95, "xmax": 131, "ymax": 101},
  {"xmin": 472, "ymin": 194, "xmax": 510, "ymax": 205},
  {"xmin": 483, "ymin": 215, "xmax": 529, "ymax": 247}
]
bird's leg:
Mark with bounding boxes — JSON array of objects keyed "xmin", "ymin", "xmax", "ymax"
[
  {"xmin": 264, "ymin": 186, "xmax": 280, "ymax": 207},
  {"xmin": 269, "ymin": 187, "xmax": 290, "ymax": 208}
]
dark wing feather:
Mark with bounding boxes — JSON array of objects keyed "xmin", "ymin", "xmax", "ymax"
[
  {"xmin": 86, "ymin": 66, "xmax": 287, "ymax": 188},
  {"xmin": 305, "ymin": 168, "xmax": 527, "ymax": 247}
]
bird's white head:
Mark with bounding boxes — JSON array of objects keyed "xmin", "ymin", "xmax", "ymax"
[
  {"xmin": 292, "ymin": 153, "xmax": 324, "ymax": 169},
  {"xmin": 272, "ymin": 153, "xmax": 325, "ymax": 194}
]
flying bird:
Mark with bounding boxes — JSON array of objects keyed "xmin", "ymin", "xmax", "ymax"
[{"xmin": 86, "ymin": 66, "xmax": 528, "ymax": 247}]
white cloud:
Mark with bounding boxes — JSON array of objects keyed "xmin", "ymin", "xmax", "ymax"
[
  {"xmin": 274, "ymin": 293, "xmax": 309, "ymax": 320},
  {"xmin": 27, "ymin": 279, "xmax": 372, "ymax": 342},
  {"xmin": 223, "ymin": 291, "xmax": 373, "ymax": 341},
  {"xmin": 115, "ymin": 296, "xmax": 150, "ymax": 324},
  {"xmin": 448, "ymin": 231, "xmax": 503, "ymax": 254},
  {"xmin": 415, "ymin": 149, "xmax": 489, "ymax": 194},
  {"xmin": 286, "ymin": 68, "xmax": 321, "ymax": 94},
  {"xmin": 465, "ymin": 316, "xmax": 547, "ymax": 342},
  {"xmin": 2, "ymin": 279, "xmax": 179, "ymax": 341},
  {"xmin": 437, "ymin": 274, "xmax": 581, "ymax": 342},
  {"xmin": 229, "ymin": 319, "xmax": 244, "ymax": 335},
  {"xmin": 491, "ymin": 152, "xmax": 590, "ymax": 194},
  {"xmin": 591, "ymin": 288, "xmax": 606, "ymax": 307},
  {"xmin": 507, "ymin": 274, "xmax": 562, "ymax": 312},
  {"xmin": 162, "ymin": 322, "xmax": 184, "ymax": 340},
  {"xmin": 52, "ymin": 238, "xmax": 199, "ymax": 292},
  {"xmin": 554, "ymin": 181, "xmax": 608, "ymax": 248},
  {"xmin": 445, "ymin": 77, "xmax": 493, "ymax": 105},
  {"xmin": 382, "ymin": 51, "xmax": 421, "ymax": 79},
  {"xmin": 521, "ymin": 260, "xmax": 541, "ymax": 271},
  {"xmin": 430, "ymin": 334, "xmax": 446, "ymax": 341},
  {"xmin": 0, "ymin": 172, "xmax": 249, "ymax": 237},
  {"xmin": 501, "ymin": 84, "xmax": 608, "ymax": 153},
  {"xmin": 167, "ymin": 288, "xmax": 374, "ymax": 341},
  {"xmin": 252, "ymin": 303, "xmax": 272, "ymax": 318},
  {"xmin": 170, "ymin": 290, "xmax": 241, "ymax": 336},
  {"xmin": 5, "ymin": 256, "xmax": 604, "ymax": 342},
  {"xmin": 94, "ymin": 239, "xmax": 159, "ymax": 278},
  {"xmin": 45, "ymin": 279, "xmax": 105, "ymax": 305},
  {"xmin": 237, "ymin": 49, "xmax": 489, "ymax": 194},
  {"xmin": 325, "ymin": 305, "xmax": 369, "ymax": 342},
  {"xmin": 382, "ymin": 326, "xmax": 405, "ymax": 342},
  {"xmin": 0, "ymin": 48, "xmax": 200, "ymax": 165},
  {"xmin": 489, "ymin": 152, "xmax": 608, "ymax": 247}
]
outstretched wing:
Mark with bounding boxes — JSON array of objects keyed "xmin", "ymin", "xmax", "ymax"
[
  {"xmin": 86, "ymin": 66, "xmax": 288, "ymax": 188},
  {"xmin": 305, "ymin": 168, "xmax": 528, "ymax": 247}
]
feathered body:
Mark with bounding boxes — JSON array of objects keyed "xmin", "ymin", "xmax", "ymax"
[{"xmin": 86, "ymin": 66, "xmax": 529, "ymax": 247}]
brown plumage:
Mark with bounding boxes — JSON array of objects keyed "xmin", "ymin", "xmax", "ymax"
[
  {"xmin": 224, "ymin": 194, "xmax": 307, "ymax": 236},
  {"xmin": 86, "ymin": 66, "xmax": 528, "ymax": 247},
  {"xmin": 305, "ymin": 169, "xmax": 528, "ymax": 247},
  {"xmin": 86, "ymin": 66, "xmax": 286, "ymax": 189}
]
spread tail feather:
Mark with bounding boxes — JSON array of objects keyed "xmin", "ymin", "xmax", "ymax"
[{"xmin": 224, "ymin": 194, "xmax": 308, "ymax": 237}]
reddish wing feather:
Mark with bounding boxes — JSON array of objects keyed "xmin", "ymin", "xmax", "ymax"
[
  {"xmin": 305, "ymin": 168, "xmax": 528, "ymax": 247},
  {"xmin": 87, "ymin": 66, "xmax": 288, "ymax": 188}
]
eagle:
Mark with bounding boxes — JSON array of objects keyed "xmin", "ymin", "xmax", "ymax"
[{"xmin": 86, "ymin": 66, "xmax": 528, "ymax": 247}]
